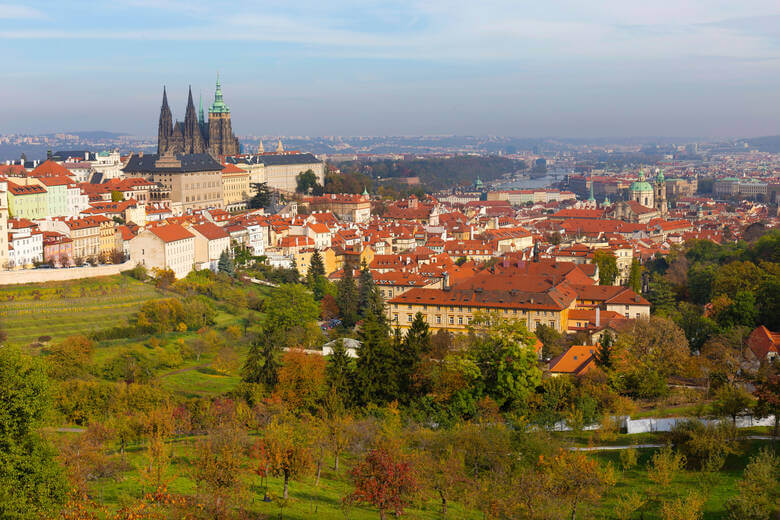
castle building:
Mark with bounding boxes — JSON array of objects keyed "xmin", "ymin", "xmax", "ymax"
[{"xmin": 157, "ymin": 76, "xmax": 240, "ymax": 158}]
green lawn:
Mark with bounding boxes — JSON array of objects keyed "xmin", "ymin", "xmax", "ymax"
[{"xmin": 0, "ymin": 274, "xmax": 167, "ymax": 346}]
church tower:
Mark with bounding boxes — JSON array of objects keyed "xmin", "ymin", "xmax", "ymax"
[
  {"xmin": 208, "ymin": 74, "xmax": 240, "ymax": 157},
  {"xmin": 654, "ymin": 169, "xmax": 668, "ymax": 215},
  {"xmin": 183, "ymin": 87, "xmax": 207, "ymax": 153},
  {"xmin": 629, "ymin": 170, "xmax": 654, "ymax": 208},
  {"xmin": 157, "ymin": 87, "xmax": 173, "ymax": 154}
]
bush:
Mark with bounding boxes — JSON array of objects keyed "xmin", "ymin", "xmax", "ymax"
[{"xmin": 669, "ymin": 419, "xmax": 737, "ymax": 470}]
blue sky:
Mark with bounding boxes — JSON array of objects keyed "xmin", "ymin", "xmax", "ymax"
[{"xmin": 1, "ymin": 1, "xmax": 779, "ymax": 138}]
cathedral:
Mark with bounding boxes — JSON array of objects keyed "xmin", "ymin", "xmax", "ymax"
[{"xmin": 157, "ymin": 76, "xmax": 240, "ymax": 157}]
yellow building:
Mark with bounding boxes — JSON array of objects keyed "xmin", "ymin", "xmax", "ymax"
[
  {"xmin": 221, "ymin": 163, "xmax": 250, "ymax": 211},
  {"xmin": 6, "ymin": 182, "xmax": 48, "ymax": 220},
  {"xmin": 387, "ymin": 271, "xmax": 577, "ymax": 333}
]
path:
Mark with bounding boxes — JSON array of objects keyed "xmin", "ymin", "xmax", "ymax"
[
  {"xmin": 569, "ymin": 435, "xmax": 778, "ymax": 451},
  {"xmin": 248, "ymin": 277, "xmax": 279, "ymax": 288},
  {"xmin": 159, "ymin": 364, "xmax": 209, "ymax": 378}
]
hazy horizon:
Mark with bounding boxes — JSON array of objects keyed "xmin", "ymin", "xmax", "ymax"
[{"xmin": 2, "ymin": 1, "xmax": 780, "ymax": 138}]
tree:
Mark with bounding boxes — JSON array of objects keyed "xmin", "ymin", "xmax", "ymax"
[
  {"xmin": 261, "ymin": 417, "xmax": 313, "ymax": 499},
  {"xmin": 756, "ymin": 274, "xmax": 780, "ymax": 330},
  {"xmin": 358, "ymin": 262, "xmax": 384, "ymax": 319},
  {"xmin": 648, "ymin": 272, "xmax": 676, "ymax": 315},
  {"xmin": 535, "ymin": 323, "xmax": 565, "ymax": 359},
  {"xmin": 296, "ymin": 169, "xmax": 322, "ymax": 195},
  {"xmin": 348, "ymin": 447, "xmax": 418, "ymax": 520},
  {"xmin": 676, "ymin": 302, "xmax": 718, "ymax": 352},
  {"xmin": 467, "ymin": 314, "xmax": 543, "ymax": 411},
  {"xmin": 661, "ymin": 492, "xmax": 705, "ymax": 520},
  {"xmin": 308, "ymin": 249, "xmax": 325, "ymax": 279},
  {"xmin": 540, "ymin": 450, "xmax": 615, "ymax": 520},
  {"xmin": 275, "ymin": 349, "xmax": 327, "ymax": 412},
  {"xmin": 627, "ymin": 258, "xmax": 643, "ymax": 293},
  {"xmin": 648, "ymin": 446, "xmax": 685, "ymax": 490},
  {"xmin": 753, "ymin": 372, "xmax": 780, "ymax": 438},
  {"xmin": 412, "ymin": 430, "xmax": 468, "ymax": 516},
  {"xmin": 242, "ymin": 335, "xmax": 280, "ymax": 388},
  {"xmin": 262, "ymin": 283, "xmax": 320, "ymax": 348},
  {"xmin": 337, "ymin": 264, "xmax": 359, "ymax": 328},
  {"xmin": 354, "ymin": 311, "xmax": 398, "ymax": 404},
  {"xmin": 326, "ymin": 339, "xmax": 355, "ymax": 401},
  {"xmin": 0, "ymin": 346, "xmax": 67, "ymax": 519},
  {"xmin": 396, "ymin": 312, "xmax": 431, "ymax": 402},
  {"xmin": 192, "ymin": 425, "xmax": 247, "ymax": 519},
  {"xmin": 725, "ymin": 448, "xmax": 780, "ymax": 520},
  {"xmin": 613, "ymin": 317, "xmax": 691, "ymax": 397},
  {"xmin": 593, "ymin": 330, "xmax": 614, "ymax": 369},
  {"xmin": 249, "ymin": 181, "xmax": 272, "ymax": 209},
  {"xmin": 217, "ymin": 250, "xmax": 234, "ymax": 277},
  {"xmin": 686, "ymin": 262, "xmax": 716, "ymax": 305},
  {"xmin": 712, "ymin": 384, "xmax": 753, "ymax": 426},
  {"xmin": 712, "ymin": 260, "xmax": 763, "ymax": 299},
  {"xmin": 45, "ymin": 335, "xmax": 94, "ymax": 380},
  {"xmin": 713, "ymin": 290, "xmax": 758, "ymax": 328},
  {"xmin": 110, "ymin": 190, "xmax": 124, "ymax": 202},
  {"xmin": 593, "ymin": 250, "xmax": 618, "ymax": 285}
]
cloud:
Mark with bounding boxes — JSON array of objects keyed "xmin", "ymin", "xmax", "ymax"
[{"xmin": 0, "ymin": 3, "xmax": 43, "ymax": 19}]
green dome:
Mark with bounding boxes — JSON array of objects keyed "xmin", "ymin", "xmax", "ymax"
[
  {"xmin": 630, "ymin": 170, "xmax": 653, "ymax": 192},
  {"xmin": 630, "ymin": 181, "xmax": 653, "ymax": 192},
  {"xmin": 656, "ymin": 169, "xmax": 665, "ymax": 183}
]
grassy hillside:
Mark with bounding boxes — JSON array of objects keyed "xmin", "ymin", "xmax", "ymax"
[{"xmin": 0, "ymin": 275, "xmax": 167, "ymax": 346}]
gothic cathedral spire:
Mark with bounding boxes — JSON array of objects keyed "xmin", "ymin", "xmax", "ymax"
[{"xmin": 157, "ymin": 86, "xmax": 173, "ymax": 155}]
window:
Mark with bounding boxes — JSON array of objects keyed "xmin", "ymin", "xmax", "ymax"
[
  {"xmin": 436, "ymin": 315, "xmax": 441, "ymax": 324},
  {"xmin": 407, "ymin": 314, "xmax": 413, "ymax": 323},
  {"xmin": 449, "ymin": 316, "xmax": 454, "ymax": 325},
  {"xmin": 458, "ymin": 316, "xmax": 463, "ymax": 325},
  {"xmin": 408, "ymin": 304, "xmax": 412, "ymax": 310}
]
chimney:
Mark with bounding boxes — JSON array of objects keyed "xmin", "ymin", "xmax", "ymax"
[{"xmin": 596, "ymin": 307, "xmax": 600, "ymax": 327}]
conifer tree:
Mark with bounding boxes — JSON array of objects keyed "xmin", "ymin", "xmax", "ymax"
[
  {"xmin": 326, "ymin": 339, "xmax": 355, "ymax": 402},
  {"xmin": 358, "ymin": 261, "xmax": 385, "ymax": 319},
  {"xmin": 309, "ymin": 250, "xmax": 325, "ymax": 279},
  {"xmin": 355, "ymin": 308, "xmax": 397, "ymax": 404},
  {"xmin": 396, "ymin": 312, "xmax": 431, "ymax": 402},
  {"xmin": 218, "ymin": 249, "xmax": 234, "ymax": 276},
  {"xmin": 242, "ymin": 334, "xmax": 280, "ymax": 388},
  {"xmin": 337, "ymin": 263, "xmax": 359, "ymax": 327},
  {"xmin": 593, "ymin": 330, "xmax": 614, "ymax": 369},
  {"xmin": 628, "ymin": 259, "xmax": 642, "ymax": 293}
]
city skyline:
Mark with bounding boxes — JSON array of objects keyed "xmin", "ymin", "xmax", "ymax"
[{"xmin": 2, "ymin": 1, "xmax": 780, "ymax": 137}]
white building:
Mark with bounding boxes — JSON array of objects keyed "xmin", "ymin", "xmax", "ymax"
[
  {"xmin": 8, "ymin": 221, "xmax": 43, "ymax": 268},
  {"xmin": 191, "ymin": 222, "xmax": 230, "ymax": 271},
  {"xmin": 0, "ymin": 181, "xmax": 8, "ymax": 269},
  {"xmin": 130, "ymin": 223, "xmax": 195, "ymax": 279}
]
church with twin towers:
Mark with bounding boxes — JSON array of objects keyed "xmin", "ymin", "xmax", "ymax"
[{"xmin": 157, "ymin": 75, "xmax": 241, "ymax": 157}]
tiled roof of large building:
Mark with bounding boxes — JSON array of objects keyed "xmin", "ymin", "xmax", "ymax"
[
  {"xmin": 123, "ymin": 153, "xmax": 222, "ymax": 173},
  {"xmin": 30, "ymin": 159, "xmax": 74, "ymax": 178},
  {"xmin": 192, "ymin": 222, "xmax": 229, "ymax": 241},
  {"xmin": 227, "ymin": 153, "xmax": 321, "ymax": 166},
  {"xmin": 148, "ymin": 223, "xmax": 194, "ymax": 243}
]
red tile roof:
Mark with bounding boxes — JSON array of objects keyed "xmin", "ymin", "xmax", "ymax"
[{"xmin": 149, "ymin": 223, "xmax": 194, "ymax": 243}]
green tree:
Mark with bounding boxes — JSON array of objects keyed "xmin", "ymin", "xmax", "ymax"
[
  {"xmin": 686, "ymin": 262, "xmax": 716, "ymax": 305},
  {"xmin": 593, "ymin": 330, "xmax": 614, "ymax": 369},
  {"xmin": 358, "ymin": 262, "xmax": 384, "ymax": 319},
  {"xmin": 306, "ymin": 249, "xmax": 326, "ymax": 297},
  {"xmin": 326, "ymin": 339, "xmax": 355, "ymax": 402},
  {"xmin": 296, "ymin": 169, "xmax": 322, "ymax": 195},
  {"xmin": 676, "ymin": 302, "xmax": 718, "ymax": 352},
  {"xmin": 337, "ymin": 264, "xmax": 359, "ymax": 328},
  {"xmin": 242, "ymin": 336, "xmax": 278, "ymax": 388},
  {"xmin": 396, "ymin": 312, "xmax": 431, "ymax": 402},
  {"xmin": 627, "ymin": 258, "xmax": 643, "ymax": 293},
  {"xmin": 110, "ymin": 190, "xmax": 124, "ymax": 202},
  {"xmin": 712, "ymin": 384, "xmax": 753, "ymax": 426},
  {"xmin": 648, "ymin": 272, "xmax": 676, "ymax": 315},
  {"xmin": 263, "ymin": 283, "xmax": 320, "ymax": 347},
  {"xmin": 712, "ymin": 260, "xmax": 763, "ymax": 299},
  {"xmin": 249, "ymin": 181, "xmax": 273, "ymax": 209},
  {"xmin": 756, "ymin": 274, "xmax": 780, "ymax": 330},
  {"xmin": 354, "ymin": 311, "xmax": 398, "ymax": 404},
  {"xmin": 217, "ymin": 250, "xmax": 234, "ymax": 276},
  {"xmin": 593, "ymin": 250, "xmax": 618, "ymax": 285},
  {"xmin": 753, "ymin": 373, "xmax": 779, "ymax": 438},
  {"xmin": 714, "ymin": 290, "xmax": 758, "ymax": 328},
  {"xmin": 468, "ymin": 314, "xmax": 543, "ymax": 411},
  {"xmin": 0, "ymin": 346, "xmax": 67, "ymax": 518},
  {"xmin": 725, "ymin": 448, "xmax": 780, "ymax": 520}
]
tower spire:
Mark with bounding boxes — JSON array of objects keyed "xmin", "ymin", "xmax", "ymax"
[{"xmin": 198, "ymin": 92, "xmax": 205, "ymax": 124}]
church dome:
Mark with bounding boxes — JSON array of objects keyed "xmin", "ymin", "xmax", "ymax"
[{"xmin": 629, "ymin": 170, "xmax": 653, "ymax": 192}]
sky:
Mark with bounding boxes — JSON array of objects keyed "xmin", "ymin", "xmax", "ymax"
[{"xmin": 1, "ymin": 0, "xmax": 780, "ymax": 138}]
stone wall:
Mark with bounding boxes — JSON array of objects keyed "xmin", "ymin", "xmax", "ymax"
[{"xmin": 0, "ymin": 261, "xmax": 134, "ymax": 286}]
